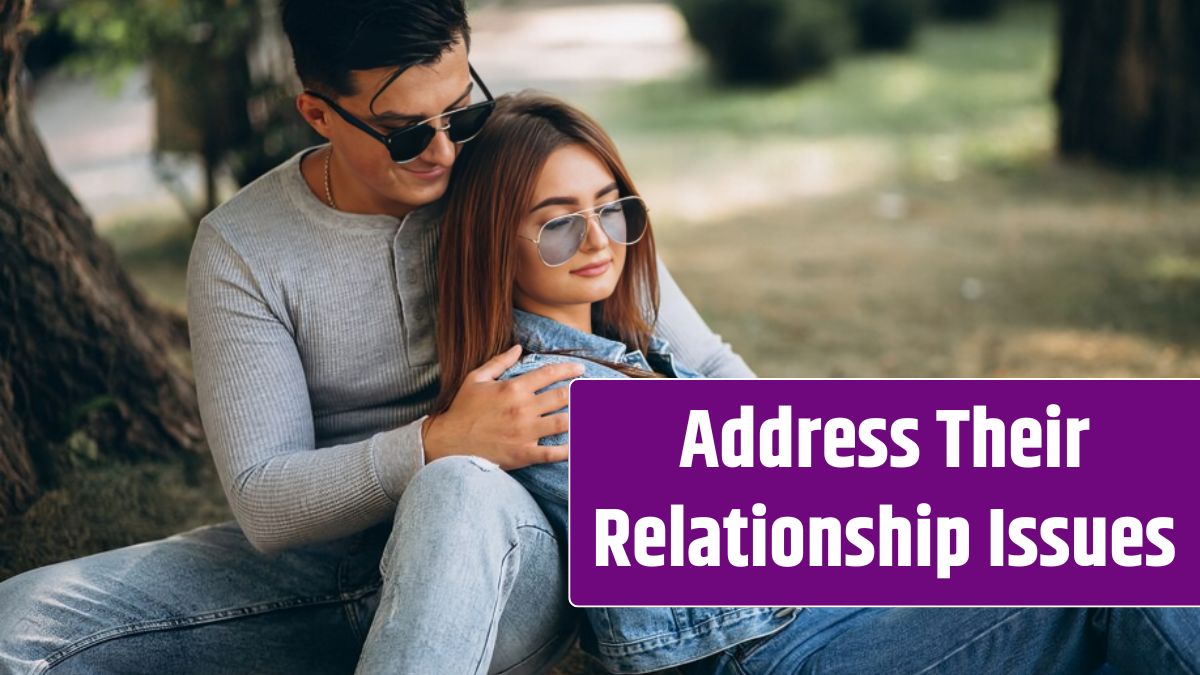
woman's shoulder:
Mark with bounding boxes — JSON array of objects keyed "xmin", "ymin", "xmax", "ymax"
[{"xmin": 499, "ymin": 351, "xmax": 624, "ymax": 383}]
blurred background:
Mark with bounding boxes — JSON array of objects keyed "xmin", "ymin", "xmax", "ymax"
[{"xmin": 1, "ymin": 0, "xmax": 1197, "ymax": 664}]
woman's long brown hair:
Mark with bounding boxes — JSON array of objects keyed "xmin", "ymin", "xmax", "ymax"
[{"xmin": 433, "ymin": 92, "xmax": 661, "ymax": 413}]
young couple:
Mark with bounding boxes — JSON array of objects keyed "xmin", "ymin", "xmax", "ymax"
[{"xmin": 0, "ymin": 1, "xmax": 1197, "ymax": 673}]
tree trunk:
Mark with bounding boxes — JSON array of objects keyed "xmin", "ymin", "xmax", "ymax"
[
  {"xmin": 1054, "ymin": 0, "xmax": 1200, "ymax": 169},
  {"xmin": 0, "ymin": 0, "xmax": 205, "ymax": 518}
]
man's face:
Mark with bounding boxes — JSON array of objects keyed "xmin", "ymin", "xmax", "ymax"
[{"xmin": 302, "ymin": 37, "xmax": 472, "ymax": 215}]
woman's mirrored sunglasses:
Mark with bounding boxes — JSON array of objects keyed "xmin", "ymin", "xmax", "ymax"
[{"xmin": 520, "ymin": 196, "xmax": 649, "ymax": 267}]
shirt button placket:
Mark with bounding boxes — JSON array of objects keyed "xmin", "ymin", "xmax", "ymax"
[
  {"xmin": 392, "ymin": 226, "xmax": 412, "ymax": 365},
  {"xmin": 392, "ymin": 217, "xmax": 436, "ymax": 366}
]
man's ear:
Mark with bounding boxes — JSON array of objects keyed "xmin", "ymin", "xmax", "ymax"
[{"xmin": 295, "ymin": 93, "xmax": 332, "ymax": 140}]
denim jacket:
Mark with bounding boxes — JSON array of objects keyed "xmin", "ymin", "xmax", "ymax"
[{"xmin": 503, "ymin": 308, "xmax": 797, "ymax": 674}]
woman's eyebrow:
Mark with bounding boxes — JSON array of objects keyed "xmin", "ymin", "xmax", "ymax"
[
  {"xmin": 369, "ymin": 83, "xmax": 474, "ymax": 125},
  {"xmin": 529, "ymin": 182, "xmax": 621, "ymax": 213}
]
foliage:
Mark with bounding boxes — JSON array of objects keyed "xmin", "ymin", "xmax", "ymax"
[
  {"xmin": 933, "ymin": 0, "xmax": 1004, "ymax": 20},
  {"xmin": 852, "ymin": 0, "xmax": 925, "ymax": 50},
  {"xmin": 56, "ymin": 0, "xmax": 258, "ymax": 71},
  {"xmin": 675, "ymin": 0, "xmax": 853, "ymax": 85},
  {"xmin": 46, "ymin": 0, "xmax": 317, "ymax": 218}
]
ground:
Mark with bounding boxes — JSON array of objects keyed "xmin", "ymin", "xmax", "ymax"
[{"xmin": 3, "ymin": 2, "xmax": 1196, "ymax": 673}]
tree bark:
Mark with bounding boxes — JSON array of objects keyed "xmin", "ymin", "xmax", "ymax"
[
  {"xmin": 1054, "ymin": 0, "xmax": 1200, "ymax": 169},
  {"xmin": 1, "ymin": 0, "xmax": 205, "ymax": 518}
]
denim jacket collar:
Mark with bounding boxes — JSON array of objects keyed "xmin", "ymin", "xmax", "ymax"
[{"xmin": 512, "ymin": 307, "xmax": 671, "ymax": 362}]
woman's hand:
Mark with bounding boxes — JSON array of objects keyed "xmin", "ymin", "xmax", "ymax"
[{"xmin": 422, "ymin": 345, "xmax": 582, "ymax": 469}]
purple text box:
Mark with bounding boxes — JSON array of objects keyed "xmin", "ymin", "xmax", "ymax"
[{"xmin": 567, "ymin": 379, "xmax": 1199, "ymax": 606}]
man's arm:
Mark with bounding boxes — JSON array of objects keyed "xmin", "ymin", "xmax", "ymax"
[
  {"xmin": 187, "ymin": 220, "xmax": 424, "ymax": 554},
  {"xmin": 653, "ymin": 255, "xmax": 756, "ymax": 378}
]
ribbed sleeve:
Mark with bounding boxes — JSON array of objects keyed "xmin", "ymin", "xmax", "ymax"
[
  {"xmin": 187, "ymin": 219, "xmax": 426, "ymax": 553},
  {"xmin": 654, "ymin": 256, "xmax": 756, "ymax": 379}
]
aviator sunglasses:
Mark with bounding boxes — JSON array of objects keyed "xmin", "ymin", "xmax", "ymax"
[
  {"xmin": 305, "ymin": 64, "xmax": 496, "ymax": 164},
  {"xmin": 519, "ymin": 195, "xmax": 649, "ymax": 267}
]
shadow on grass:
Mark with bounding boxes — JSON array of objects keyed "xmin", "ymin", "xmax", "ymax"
[{"xmin": 994, "ymin": 230, "xmax": 1200, "ymax": 347}]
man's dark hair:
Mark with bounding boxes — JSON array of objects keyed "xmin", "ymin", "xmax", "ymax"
[{"xmin": 281, "ymin": 0, "xmax": 470, "ymax": 109}]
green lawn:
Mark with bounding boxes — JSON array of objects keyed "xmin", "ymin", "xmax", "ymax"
[{"xmin": 576, "ymin": 1, "xmax": 1200, "ymax": 378}]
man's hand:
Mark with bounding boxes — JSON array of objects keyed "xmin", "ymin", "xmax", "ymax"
[{"xmin": 422, "ymin": 345, "xmax": 583, "ymax": 469}]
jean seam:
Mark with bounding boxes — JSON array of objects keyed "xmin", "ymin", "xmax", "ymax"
[
  {"xmin": 41, "ymin": 587, "xmax": 379, "ymax": 671},
  {"xmin": 598, "ymin": 608, "xmax": 774, "ymax": 657},
  {"xmin": 493, "ymin": 624, "xmax": 579, "ymax": 675},
  {"xmin": 734, "ymin": 612, "xmax": 801, "ymax": 663},
  {"xmin": 515, "ymin": 522, "xmax": 556, "ymax": 539},
  {"xmin": 473, "ymin": 524, "xmax": 559, "ymax": 674},
  {"xmin": 342, "ymin": 580, "xmax": 383, "ymax": 643},
  {"xmin": 734, "ymin": 608, "xmax": 868, "ymax": 674},
  {"xmin": 337, "ymin": 533, "xmax": 384, "ymax": 644},
  {"xmin": 909, "ymin": 608, "xmax": 1031, "ymax": 675},
  {"xmin": 1131, "ymin": 607, "xmax": 1199, "ymax": 675},
  {"xmin": 474, "ymin": 540, "xmax": 522, "ymax": 675}
]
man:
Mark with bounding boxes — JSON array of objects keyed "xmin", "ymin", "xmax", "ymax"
[{"xmin": 0, "ymin": 1, "xmax": 750, "ymax": 673}]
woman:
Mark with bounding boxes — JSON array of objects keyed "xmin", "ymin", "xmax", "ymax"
[
  {"xmin": 433, "ymin": 93, "xmax": 1200, "ymax": 675},
  {"xmin": 435, "ymin": 92, "xmax": 794, "ymax": 673}
]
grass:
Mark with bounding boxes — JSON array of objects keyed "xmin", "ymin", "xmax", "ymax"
[
  {"xmin": 592, "ymin": 6, "xmax": 1054, "ymax": 139},
  {"xmin": 571, "ymin": 1, "xmax": 1200, "ymax": 378},
  {"xmin": 3, "ymin": 4, "xmax": 1197, "ymax": 671},
  {"xmin": 0, "ymin": 459, "xmax": 231, "ymax": 580},
  {"xmin": 102, "ymin": 215, "xmax": 196, "ymax": 310}
]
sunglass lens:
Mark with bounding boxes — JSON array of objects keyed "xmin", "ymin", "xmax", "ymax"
[
  {"xmin": 539, "ymin": 215, "xmax": 588, "ymax": 266},
  {"xmin": 447, "ymin": 102, "xmax": 495, "ymax": 144},
  {"xmin": 387, "ymin": 125, "xmax": 437, "ymax": 163},
  {"xmin": 599, "ymin": 198, "xmax": 647, "ymax": 244}
]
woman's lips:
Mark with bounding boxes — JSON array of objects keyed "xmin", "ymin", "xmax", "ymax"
[
  {"xmin": 404, "ymin": 165, "xmax": 447, "ymax": 180},
  {"xmin": 571, "ymin": 260, "xmax": 612, "ymax": 277}
]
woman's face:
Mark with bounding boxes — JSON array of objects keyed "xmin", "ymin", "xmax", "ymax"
[{"xmin": 514, "ymin": 144, "xmax": 626, "ymax": 317}]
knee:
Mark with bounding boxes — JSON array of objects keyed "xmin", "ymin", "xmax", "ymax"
[
  {"xmin": 1, "ymin": 561, "xmax": 63, "ymax": 610},
  {"xmin": 411, "ymin": 454, "xmax": 502, "ymax": 488},
  {"xmin": 398, "ymin": 456, "xmax": 537, "ymax": 531},
  {"xmin": 0, "ymin": 562, "xmax": 77, "ymax": 649},
  {"xmin": 381, "ymin": 457, "xmax": 551, "ymax": 578}
]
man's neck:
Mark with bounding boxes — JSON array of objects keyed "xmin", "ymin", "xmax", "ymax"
[{"xmin": 301, "ymin": 146, "xmax": 416, "ymax": 220}]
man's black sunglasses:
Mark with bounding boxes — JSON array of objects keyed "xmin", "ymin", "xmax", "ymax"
[{"xmin": 305, "ymin": 64, "xmax": 496, "ymax": 164}]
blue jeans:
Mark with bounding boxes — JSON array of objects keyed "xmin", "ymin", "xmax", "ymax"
[
  {"xmin": 0, "ymin": 456, "xmax": 579, "ymax": 674},
  {"xmin": 679, "ymin": 606, "xmax": 1200, "ymax": 674}
]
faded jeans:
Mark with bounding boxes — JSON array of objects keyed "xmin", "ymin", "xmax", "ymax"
[
  {"xmin": 678, "ymin": 606, "xmax": 1200, "ymax": 675},
  {"xmin": 0, "ymin": 456, "xmax": 579, "ymax": 675}
]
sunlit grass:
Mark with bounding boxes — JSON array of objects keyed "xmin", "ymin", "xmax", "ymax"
[
  {"xmin": 588, "ymin": 3, "xmax": 1054, "ymax": 139},
  {"xmin": 569, "ymin": 1, "xmax": 1200, "ymax": 379}
]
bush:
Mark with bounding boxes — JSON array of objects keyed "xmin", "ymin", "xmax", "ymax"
[
  {"xmin": 852, "ymin": 0, "xmax": 924, "ymax": 50},
  {"xmin": 675, "ymin": 0, "xmax": 852, "ymax": 85},
  {"xmin": 933, "ymin": 0, "xmax": 1003, "ymax": 20}
]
